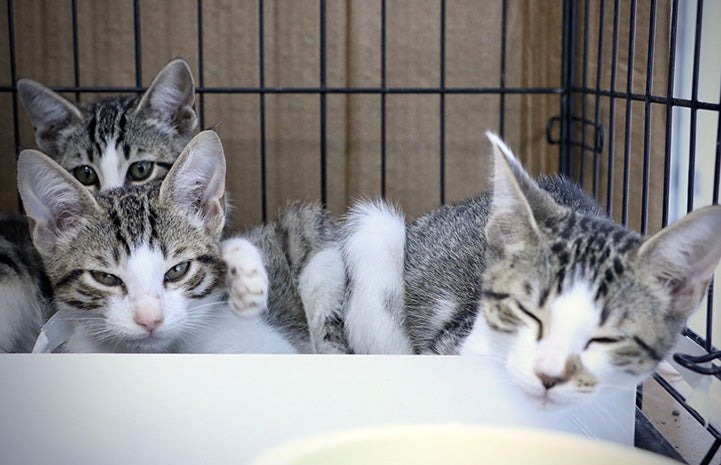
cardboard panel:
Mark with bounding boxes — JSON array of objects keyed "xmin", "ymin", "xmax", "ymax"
[
  {"xmin": 140, "ymin": 0, "xmax": 199, "ymax": 88},
  {"xmin": 202, "ymin": 0, "xmax": 259, "ymax": 88},
  {"xmin": 0, "ymin": 93, "xmax": 18, "ymax": 213}
]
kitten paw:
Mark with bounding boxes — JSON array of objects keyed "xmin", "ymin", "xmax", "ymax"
[{"xmin": 221, "ymin": 238, "xmax": 268, "ymax": 318}]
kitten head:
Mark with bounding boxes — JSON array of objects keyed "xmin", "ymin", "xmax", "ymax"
[
  {"xmin": 17, "ymin": 130, "xmax": 226, "ymax": 353},
  {"xmin": 480, "ymin": 131, "xmax": 721, "ymax": 408},
  {"xmin": 18, "ymin": 59, "xmax": 197, "ymax": 192}
]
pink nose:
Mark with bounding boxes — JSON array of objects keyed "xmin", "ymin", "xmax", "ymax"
[
  {"xmin": 134, "ymin": 314, "xmax": 163, "ymax": 332},
  {"xmin": 133, "ymin": 296, "xmax": 163, "ymax": 333}
]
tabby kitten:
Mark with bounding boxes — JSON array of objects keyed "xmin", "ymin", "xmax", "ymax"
[
  {"xmin": 0, "ymin": 59, "xmax": 197, "ymax": 353},
  {"xmin": 17, "ymin": 58, "xmax": 196, "ymax": 191},
  {"xmin": 0, "ymin": 214, "xmax": 53, "ymax": 352},
  {"xmin": 342, "ymin": 132, "xmax": 721, "ymax": 408},
  {"xmin": 16, "ymin": 131, "xmax": 295, "ymax": 354}
]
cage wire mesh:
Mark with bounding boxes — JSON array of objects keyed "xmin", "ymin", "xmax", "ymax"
[{"xmin": 1, "ymin": 0, "xmax": 720, "ymax": 463}]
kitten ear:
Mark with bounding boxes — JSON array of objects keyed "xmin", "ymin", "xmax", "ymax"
[
  {"xmin": 636, "ymin": 205, "xmax": 721, "ymax": 319},
  {"xmin": 16, "ymin": 149, "xmax": 99, "ymax": 255},
  {"xmin": 135, "ymin": 59, "xmax": 197, "ymax": 136},
  {"xmin": 484, "ymin": 132, "xmax": 562, "ymax": 256},
  {"xmin": 17, "ymin": 79, "xmax": 83, "ymax": 152},
  {"xmin": 159, "ymin": 130, "xmax": 226, "ymax": 238}
]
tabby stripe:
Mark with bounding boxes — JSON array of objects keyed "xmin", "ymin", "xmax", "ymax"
[
  {"xmin": 600, "ymin": 304, "xmax": 612, "ymax": 326},
  {"xmin": 116, "ymin": 112, "xmax": 129, "ymax": 155},
  {"xmin": 594, "ymin": 282, "xmax": 608, "ymax": 301},
  {"xmin": 0, "ymin": 252, "xmax": 21, "ymax": 274},
  {"xmin": 184, "ymin": 269, "xmax": 207, "ymax": 292},
  {"xmin": 538, "ymin": 288, "xmax": 550, "ymax": 308},
  {"xmin": 56, "ymin": 269, "xmax": 84, "ymax": 289},
  {"xmin": 613, "ymin": 258, "xmax": 624, "ymax": 275},
  {"xmin": 481, "ymin": 290, "xmax": 509, "ymax": 301},
  {"xmin": 188, "ymin": 287, "xmax": 217, "ymax": 300},
  {"xmin": 86, "ymin": 115, "xmax": 97, "ymax": 162},
  {"xmin": 108, "ymin": 209, "xmax": 131, "ymax": 255},
  {"xmin": 76, "ymin": 287, "xmax": 107, "ymax": 300},
  {"xmin": 632, "ymin": 336, "xmax": 662, "ymax": 361},
  {"xmin": 62, "ymin": 298, "xmax": 103, "ymax": 311},
  {"xmin": 93, "ymin": 255, "xmax": 110, "ymax": 268},
  {"xmin": 496, "ymin": 304, "xmax": 522, "ymax": 326},
  {"xmin": 91, "ymin": 109, "xmax": 104, "ymax": 156},
  {"xmin": 148, "ymin": 208, "xmax": 159, "ymax": 245},
  {"xmin": 197, "ymin": 254, "xmax": 224, "ymax": 269}
]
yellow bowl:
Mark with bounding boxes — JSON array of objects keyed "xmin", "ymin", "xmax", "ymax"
[{"xmin": 250, "ymin": 424, "xmax": 679, "ymax": 465}]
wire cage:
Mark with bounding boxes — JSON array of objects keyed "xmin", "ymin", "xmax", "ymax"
[{"xmin": 0, "ymin": 0, "xmax": 719, "ymax": 463}]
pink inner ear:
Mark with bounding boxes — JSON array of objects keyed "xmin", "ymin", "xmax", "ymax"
[
  {"xmin": 54, "ymin": 208, "xmax": 81, "ymax": 231},
  {"xmin": 486, "ymin": 212, "xmax": 535, "ymax": 256}
]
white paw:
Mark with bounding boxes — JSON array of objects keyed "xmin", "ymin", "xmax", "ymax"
[{"xmin": 220, "ymin": 238, "xmax": 269, "ymax": 318}]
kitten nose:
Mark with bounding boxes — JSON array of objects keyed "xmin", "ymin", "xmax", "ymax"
[
  {"xmin": 133, "ymin": 296, "xmax": 163, "ymax": 333},
  {"xmin": 535, "ymin": 371, "xmax": 566, "ymax": 390},
  {"xmin": 134, "ymin": 314, "xmax": 163, "ymax": 332}
]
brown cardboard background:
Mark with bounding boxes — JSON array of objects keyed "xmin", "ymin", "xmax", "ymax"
[{"xmin": 0, "ymin": 0, "xmax": 668, "ymax": 232}]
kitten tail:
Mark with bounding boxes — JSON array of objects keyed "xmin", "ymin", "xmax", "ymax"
[{"xmin": 341, "ymin": 200, "xmax": 413, "ymax": 354}]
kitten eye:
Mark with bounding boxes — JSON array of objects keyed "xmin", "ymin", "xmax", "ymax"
[
  {"xmin": 127, "ymin": 161, "xmax": 155, "ymax": 181},
  {"xmin": 585, "ymin": 337, "xmax": 623, "ymax": 349},
  {"xmin": 516, "ymin": 302, "xmax": 543, "ymax": 341},
  {"xmin": 165, "ymin": 261, "xmax": 190, "ymax": 282},
  {"xmin": 73, "ymin": 165, "xmax": 98, "ymax": 186},
  {"xmin": 90, "ymin": 271, "xmax": 123, "ymax": 287}
]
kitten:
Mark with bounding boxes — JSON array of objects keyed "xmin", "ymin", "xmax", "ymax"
[
  {"xmin": 0, "ymin": 59, "xmax": 197, "ymax": 353},
  {"xmin": 0, "ymin": 214, "xmax": 54, "ymax": 352},
  {"xmin": 341, "ymin": 132, "xmax": 721, "ymax": 409},
  {"xmin": 17, "ymin": 58, "xmax": 197, "ymax": 191},
  {"xmin": 16, "ymin": 131, "xmax": 296, "ymax": 354}
]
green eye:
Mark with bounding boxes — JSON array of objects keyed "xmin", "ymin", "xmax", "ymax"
[
  {"xmin": 164, "ymin": 261, "xmax": 190, "ymax": 282},
  {"xmin": 73, "ymin": 165, "xmax": 98, "ymax": 186},
  {"xmin": 90, "ymin": 271, "xmax": 123, "ymax": 287},
  {"xmin": 127, "ymin": 161, "xmax": 155, "ymax": 181}
]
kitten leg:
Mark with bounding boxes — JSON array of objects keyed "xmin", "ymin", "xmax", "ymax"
[
  {"xmin": 298, "ymin": 245, "xmax": 349, "ymax": 353},
  {"xmin": 341, "ymin": 201, "xmax": 413, "ymax": 354},
  {"xmin": 221, "ymin": 237, "xmax": 269, "ymax": 317}
]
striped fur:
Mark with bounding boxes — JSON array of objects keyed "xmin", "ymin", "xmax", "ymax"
[
  {"xmin": 18, "ymin": 59, "xmax": 197, "ymax": 192},
  {"xmin": 1, "ymin": 59, "xmax": 196, "ymax": 352},
  {"xmin": 341, "ymin": 132, "xmax": 721, "ymax": 409},
  {"xmin": 224, "ymin": 202, "xmax": 349, "ymax": 353},
  {"xmin": 0, "ymin": 214, "xmax": 54, "ymax": 352},
  {"xmin": 17, "ymin": 131, "xmax": 296, "ymax": 353}
]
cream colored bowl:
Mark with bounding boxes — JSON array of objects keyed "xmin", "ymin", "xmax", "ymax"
[{"xmin": 250, "ymin": 424, "xmax": 678, "ymax": 465}]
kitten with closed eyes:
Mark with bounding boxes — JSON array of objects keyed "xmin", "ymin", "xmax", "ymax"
[
  {"xmin": 339, "ymin": 132, "xmax": 721, "ymax": 408},
  {"xmin": 16, "ymin": 131, "xmax": 297, "ymax": 354}
]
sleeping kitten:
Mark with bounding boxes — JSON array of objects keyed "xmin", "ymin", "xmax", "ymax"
[
  {"xmin": 341, "ymin": 132, "xmax": 721, "ymax": 408},
  {"xmin": 16, "ymin": 131, "xmax": 296, "ymax": 354},
  {"xmin": 0, "ymin": 214, "xmax": 54, "ymax": 352},
  {"xmin": 17, "ymin": 58, "xmax": 197, "ymax": 191}
]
